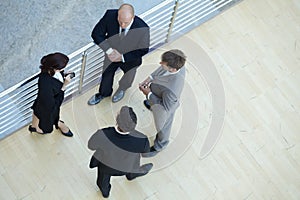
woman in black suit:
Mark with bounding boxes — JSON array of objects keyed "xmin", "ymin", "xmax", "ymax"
[{"xmin": 29, "ymin": 52, "xmax": 73, "ymax": 137}]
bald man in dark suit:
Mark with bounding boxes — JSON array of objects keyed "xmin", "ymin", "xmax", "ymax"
[{"xmin": 88, "ymin": 4, "xmax": 150, "ymax": 105}]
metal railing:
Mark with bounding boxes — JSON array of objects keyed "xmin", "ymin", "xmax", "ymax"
[{"xmin": 0, "ymin": 0, "xmax": 238, "ymax": 139}]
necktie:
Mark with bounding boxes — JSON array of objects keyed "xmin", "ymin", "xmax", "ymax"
[{"xmin": 120, "ymin": 28, "xmax": 125, "ymax": 39}]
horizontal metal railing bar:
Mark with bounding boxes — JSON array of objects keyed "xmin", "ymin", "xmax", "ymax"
[
  {"xmin": 84, "ymin": 64, "xmax": 103, "ymax": 77},
  {"xmin": 83, "ymin": 71, "xmax": 102, "ymax": 82},
  {"xmin": 85, "ymin": 54, "xmax": 105, "ymax": 67},
  {"xmin": 173, "ymin": 0, "xmax": 232, "ymax": 34},
  {"xmin": 0, "ymin": 107, "xmax": 29, "ymax": 128},
  {"xmin": 68, "ymin": 42, "xmax": 94, "ymax": 59},
  {"xmin": 175, "ymin": 1, "xmax": 216, "ymax": 23},
  {"xmin": 0, "ymin": 96, "xmax": 35, "ymax": 119},
  {"xmin": 67, "ymin": 57, "xmax": 82, "ymax": 67},
  {"xmin": 143, "ymin": 7, "xmax": 174, "ymax": 25},
  {"xmin": 177, "ymin": 0, "xmax": 211, "ymax": 15},
  {"xmin": 139, "ymin": 0, "xmax": 174, "ymax": 18},
  {"xmin": 87, "ymin": 49, "xmax": 104, "ymax": 59},
  {"xmin": 84, "ymin": 69, "xmax": 102, "ymax": 79},
  {"xmin": 0, "ymin": 86, "xmax": 37, "ymax": 112},
  {"xmin": 86, "ymin": 49, "xmax": 104, "ymax": 58},
  {"xmin": 150, "ymin": 28, "xmax": 169, "ymax": 39},
  {"xmin": 0, "ymin": 111, "xmax": 31, "ymax": 134},
  {"xmin": 149, "ymin": 19, "xmax": 171, "ymax": 33},
  {"xmin": 150, "ymin": 35, "xmax": 168, "ymax": 46}
]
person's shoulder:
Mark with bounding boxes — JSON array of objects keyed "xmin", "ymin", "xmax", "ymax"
[
  {"xmin": 102, "ymin": 127, "xmax": 115, "ymax": 133},
  {"xmin": 105, "ymin": 9, "xmax": 118, "ymax": 17},
  {"xmin": 130, "ymin": 130, "xmax": 148, "ymax": 139},
  {"xmin": 38, "ymin": 72, "xmax": 52, "ymax": 83},
  {"xmin": 133, "ymin": 16, "xmax": 149, "ymax": 28}
]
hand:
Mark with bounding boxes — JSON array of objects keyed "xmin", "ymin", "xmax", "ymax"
[
  {"xmin": 139, "ymin": 84, "xmax": 151, "ymax": 95},
  {"xmin": 139, "ymin": 77, "xmax": 151, "ymax": 88},
  {"xmin": 108, "ymin": 49, "xmax": 122, "ymax": 62},
  {"xmin": 61, "ymin": 75, "xmax": 71, "ymax": 91}
]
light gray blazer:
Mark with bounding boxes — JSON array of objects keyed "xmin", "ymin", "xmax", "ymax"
[{"xmin": 148, "ymin": 66, "xmax": 185, "ymax": 130}]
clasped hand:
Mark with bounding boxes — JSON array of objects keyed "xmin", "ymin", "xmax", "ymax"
[
  {"xmin": 108, "ymin": 49, "xmax": 122, "ymax": 62},
  {"xmin": 139, "ymin": 78, "xmax": 151, "ymax": 95}
]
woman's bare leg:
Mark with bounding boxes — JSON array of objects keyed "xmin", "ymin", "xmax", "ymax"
[
  {"xmin": 31, "ymin": 113, "xmax": 44, "ymax": 133},
  {"xmin": 57, "ymin": 120, "xmax": 70, "ymax": 133}
]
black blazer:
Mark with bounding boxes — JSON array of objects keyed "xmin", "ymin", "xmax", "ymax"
[
  {"xmin": 91, "ymin": 9, "xmax": 150, "ymax": 67},
  {"xmin": 31, "ymin": 72, "xmax": 64, "ymax": 133}
]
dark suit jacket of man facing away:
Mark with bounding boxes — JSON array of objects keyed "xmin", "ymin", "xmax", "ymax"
[
  {"xmin": 91, "ymin": 9, "xmax": 150, "ymax": 70},
  {"xmin": 88, "ymin": 127, "xmax": 150, "ymax": 174}
]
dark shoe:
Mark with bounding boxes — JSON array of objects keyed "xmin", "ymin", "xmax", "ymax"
[
  {"xmin": 140, "ymin": 163, "xmax": 154, "ymax": 174},
  {"xmin": 60, "ymin": 129, "xmax": 73, "ymax": 137},
  {"xmin": 126, "ymin": 163, "xmax": 153, "ymax": 181},
  {"xmin": 141, "ymin": 146, "xmax": 159, "ymax": 158},
  {"xmin": 112, "ymin": 90, "xmax": 125, "ymax": 103},
  {"xmin": 101, "ymin": 191, "xmax": 109, "ymax": 198},
  {"xmin": 150, "ymin": 146, "xmax": 156, "ymax": 152},
  {"xmin": 28, "ymin": 125, "xmax": 46, "ymax": 135},
  {"xmin": 143, "ymin": 100, "xmax": 151, "ymax": 110},
  {"xmin": 88, "ymin": 94, "xmax": 105, "ymax": 105},
  {"xmin": 56, "ymin": 120, "xmax": 73, "ymax": 137},
  {"xmin": 28, "ymin": 125, "xmax": 36, "ymax": 133},
  {"xmin": 99, "ymin": 184, "xmax": 111, "ymax": 198}
]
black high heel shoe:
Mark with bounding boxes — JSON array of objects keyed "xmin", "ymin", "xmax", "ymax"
[
  {"xmin": 56, "ymin": 120, "xmax": 73, "ymax": 137},
  {"xmin": 28, "ymin": 125, "xmax": 46, "ymax": 134},
  {"xmin": 28, "ymin": 125, "xmax": 37, "ymax": 133}
]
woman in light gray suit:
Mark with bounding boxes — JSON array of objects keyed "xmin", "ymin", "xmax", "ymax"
[{"xmin": 139, "ymin": 49, "xmax": 186, "ymax": 157}]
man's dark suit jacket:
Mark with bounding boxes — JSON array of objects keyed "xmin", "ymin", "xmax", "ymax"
[
  {"xmin": 91, "ymin": 9, "xmax": 150, "ymax": 68},
  {"xmin": 88, "ymin": 127, "xmax": 150, "ymax": 174}
]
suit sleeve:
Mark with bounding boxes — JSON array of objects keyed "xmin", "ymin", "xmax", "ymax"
[
  {"xmin": 91, "ymin": 11, "xmax": 111, "ymax": 51},
  {"xmin": 123, "ymin": 26, "xmax": 150, "ymax": 63},
  {"xmin": 142, "ymin": 137, "xmax": 150, "ymax": 153},
  {"xmin": 149, "ymin": 89, "xmax": 178, "ymax": 112},
  {"xmin": 88, "ymin": 130, "xmax": 104, "ymax": 150}
]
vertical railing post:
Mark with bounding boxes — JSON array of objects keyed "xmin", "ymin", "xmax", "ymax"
[
  {"xmin": 78, "ymin": 51, "xmax": 87, "ymax": 93},
  {"xmin": 165, "ymin": 0, "xmax": 180, "ymax": 43}
]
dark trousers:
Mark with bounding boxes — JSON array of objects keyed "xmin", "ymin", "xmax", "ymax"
[
  {"xmin": 98, "ymin": 62, "xmax": 138, "ymax": 97},
  {"xmin": 96, "ymin": 166, "xmax": 148, "ymax": 195}
]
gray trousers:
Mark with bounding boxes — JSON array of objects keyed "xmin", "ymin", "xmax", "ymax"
[{"xmin": 153, "ymin": 112, "xmax": 175, "ymax": 151}]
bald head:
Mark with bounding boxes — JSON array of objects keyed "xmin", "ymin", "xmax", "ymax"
[{"xmin": 118, "ymin": 4, "xmax": 134, "ymax": 29}]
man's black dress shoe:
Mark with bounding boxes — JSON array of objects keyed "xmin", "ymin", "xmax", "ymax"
[
  {"xmin": 141, "ymin": 146, "xmax": 159, "ymax": 157},
  {"xmin": 126, "ymin": 163, "xmax": 153, "ymax": 180},
  {"xmin": 143, "ymin": 100, "xmax": 151, "ymax": 110},
  {"xmin": 112, "ymin": 90, "xmax": 125, "ymax": 103},
  {"xmin": 88, "ymin": 94, "xmax": 105, "ymax": 105},
  {"xmin": 150, "ymin": 146, "xmax": 157, "ymax": 152}
]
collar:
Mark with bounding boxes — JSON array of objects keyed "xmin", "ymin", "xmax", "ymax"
[
  {"xmin": 114, "ymin": 126, "xmax": 129, "ymax": 135},
  {"xmin": 164, "ymin": 68, "xmax": 181, "ymax": 76}
]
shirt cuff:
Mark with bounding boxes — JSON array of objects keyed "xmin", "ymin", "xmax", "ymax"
[
  {"xmin": 106, "ymin": 48, "xmax": 113, "ymax": 55},
  {"xmin": 147, "ymin": 92, "xmax": 152, "ymax": 99},
  {"xmin": 121, "ymin": 55, "xmax": 125, "ymax": 63}
]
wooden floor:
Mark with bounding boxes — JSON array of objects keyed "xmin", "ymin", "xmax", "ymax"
[{"xmin": 1, "ymin": 0, "xmax": 299, "ymax": 199}]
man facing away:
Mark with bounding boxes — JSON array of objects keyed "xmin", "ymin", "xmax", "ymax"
[
  {"xmin": 139, "ymin": 49, "xmax": 186, "ymax": 157},
  {"xmin": 88, "ymin": 106, "xmax": 153, "ymax": 198},
  {"xmin": 88, "ymin": 3, "xmax": 150, "ymax": 105}
]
